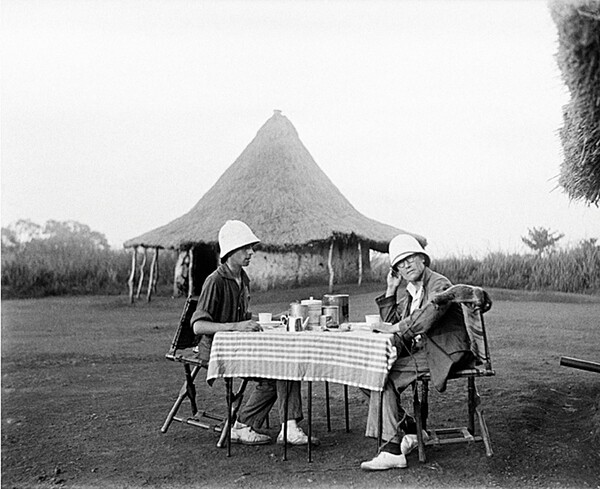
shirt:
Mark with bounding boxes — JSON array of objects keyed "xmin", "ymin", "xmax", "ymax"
[{"xmin": 190, "ymin": 263, "xmax": 252, "ymax": 363}]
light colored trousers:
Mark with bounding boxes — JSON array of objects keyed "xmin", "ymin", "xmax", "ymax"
[{"xmin": 237, "ymin": 379, "xmax": 303, "ymax": 430}]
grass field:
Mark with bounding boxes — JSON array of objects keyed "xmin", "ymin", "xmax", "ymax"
[{"xmin": 2, "ymin": 285, "xmax": 599, "ymax": 488}]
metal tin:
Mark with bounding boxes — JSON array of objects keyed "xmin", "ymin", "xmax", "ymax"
[
  {"xmin": 301, "ymin": 297, "xmax": 322, "ymax": 329},
  {"xmin": 319, "ymin": 314, "xmax": 334, "ymax": 329},
  {"xmin": 322, "ymin": 306, "xmax": 339, "ymax": 326},
  {"xmin": 322, "ymin": 294, "xmax": 349, "ymax": 323},
  {"xmin": 290, "ymin": 302, "xmax": 308, "ymax": 319}
]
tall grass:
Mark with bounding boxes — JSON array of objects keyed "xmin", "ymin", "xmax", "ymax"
[
  {"xmin": 370, "ymin": 241, "xmax": 600, "ymax": 295},
  {"xmin": 3, "ymin": 241, "xmax": 599, "ymax": 298},
  {"xmin": 1, "ymin": 244, "xmax": 178, "ymax": 299}
]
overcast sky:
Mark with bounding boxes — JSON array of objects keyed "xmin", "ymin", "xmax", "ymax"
[{"xmin": 2, "ymin": 0, "xmax": 599, "ymax": 258}]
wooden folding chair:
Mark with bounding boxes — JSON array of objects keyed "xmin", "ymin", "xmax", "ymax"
[
  {"xmin": 412, "ymin": 287, "xmax": 495, "ymax": 462},
  {"xmin": 160, "ymin": 295, "xmax": 248, "ymax": 443}
]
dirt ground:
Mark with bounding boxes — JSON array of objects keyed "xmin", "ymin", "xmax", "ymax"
[{"xmin": 2, "ymin": 285, "xmax": 600, "ymax": 488}]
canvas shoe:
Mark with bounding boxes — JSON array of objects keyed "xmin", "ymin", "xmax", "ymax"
[
  {"xmin": 400, "ymin": 430, "xmax": 429, "ymax": 455},
  {"xmin": 229, "ymin": 424, "xmax": 271, "ymax": 445},
  {"xmin": 277, "ymin": 425, "xmax": 320, "ymax": 446},
  {"xmin": 360, "ymin": 451, "xmax": 407, "ymax": 471}
]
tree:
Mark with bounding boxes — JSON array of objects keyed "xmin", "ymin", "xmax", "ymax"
[
  {"xmin": 1, "ymin": 219, "xmax": 109, "ymax": 251},
  {"xmin": 521, "ymin": 227, "xmax": 564, "ymax": 256}
]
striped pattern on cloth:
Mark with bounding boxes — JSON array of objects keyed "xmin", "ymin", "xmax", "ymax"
[
  {"xmin": 461, "ymin": 305, "xmax": 491, "ymax": 369},
  {"xmin": 206, "ymin": 330, "xmax": 398, "ymax": 391}
]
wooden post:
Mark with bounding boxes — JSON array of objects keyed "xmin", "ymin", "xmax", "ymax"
[
  {"xmin": 188, "ymin": 246, "xmax": 195, "ymax": 297},
  {"xmin": 128, "ymin": 246, "xmax": 138, "ymax": 304},
  {"xmin": 147, "ymin": 247, "xmax": 159, "ymax": 302},
  {"xmin": 358, "ymin": 241, "xmax": 363, "ymax": 286},
  {"xmin": 136, "ymin": 247, "xmax": 147, "ymax": 299},
  {"xmin": 328, "ymin": 240, "xmax": 335, "ymax": 293}
]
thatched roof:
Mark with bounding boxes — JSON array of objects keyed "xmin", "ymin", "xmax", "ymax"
[
  {"xmin": 551, "ymin": 0, "xmax": 600, "ymax": 206},
  {"xmin": 124, "ymin": 110, "xmax": 426, "ymax": 253}
]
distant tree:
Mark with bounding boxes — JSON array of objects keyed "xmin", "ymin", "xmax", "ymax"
[
  {"xmin": 521, "ymin": 227, "xmax": 564, "ymax": 256},
  {"xmin": 1, "ymin": 227, "xmax": 19, "ymax": 250},
  {"xmin": 1, "ymin": 219, "xmax": 109, "ymax": 251},
  {"xmin": 42, "ymin": 220, "xmax": 109, "ymax": 251}
]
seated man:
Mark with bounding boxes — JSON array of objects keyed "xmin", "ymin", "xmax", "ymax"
[
  {"xmin": 361, "ymin": 234, "xmax": 472, "ymax": 471},
  {"xmin": 192, "ymin": 220, "xmax": 317, "ymax": 446}
]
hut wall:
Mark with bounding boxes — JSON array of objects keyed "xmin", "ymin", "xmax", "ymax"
[{"xmin": 248, "ymin": 241, "xmax": 372, "ymax": 291}]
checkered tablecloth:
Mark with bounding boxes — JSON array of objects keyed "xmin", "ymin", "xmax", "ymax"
[{"xmin": 206, "ymin": 330, "xmax": 397, "ymax": 391}]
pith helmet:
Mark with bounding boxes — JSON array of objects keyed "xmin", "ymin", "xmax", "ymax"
[
  {"xmin": 389, "ymin": 234, "xmax": 430, "ymax": 267},
  {"xmin": 218, "ymin": 220, "xmax": 260, "ymax": 259}
]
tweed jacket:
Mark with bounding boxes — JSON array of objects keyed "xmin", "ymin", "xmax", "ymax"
[{"xmin": 375, "ymin": 267, "xmax": 472, "ymax": 392}]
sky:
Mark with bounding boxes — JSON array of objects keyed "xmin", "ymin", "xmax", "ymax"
[{"xmin": 2, "ymin": 0, "xmax": 599, "ymax": 259}]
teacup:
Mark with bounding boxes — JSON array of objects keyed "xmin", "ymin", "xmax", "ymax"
[
  {"xmin": 258, "ymin": 313, "xmax": 272, "ymax": 323},
  {"xmin": 365, "ymin": 314, "xmax": 382, "ymax": 325}
]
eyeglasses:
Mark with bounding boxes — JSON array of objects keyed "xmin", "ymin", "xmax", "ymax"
[{"xmin": 392, "ymin": 254, "xmax": 419, "ymax": 271}]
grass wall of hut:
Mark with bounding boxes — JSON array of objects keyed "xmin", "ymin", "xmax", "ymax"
[{"xmin": 247, "ymin": 240, "xmax": 372, "ymax": 291}]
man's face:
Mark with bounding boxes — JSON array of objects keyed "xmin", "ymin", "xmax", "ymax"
[
  {"xmin": 230, "ymin": 245, "xmax": 255, "ymax": 267},
  {"xmin": 393, "ymin": 253, "xmax": 426, "ymax": 283}
]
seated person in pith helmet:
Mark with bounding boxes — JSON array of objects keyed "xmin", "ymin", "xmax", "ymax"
[
  {"xmin": 191, "ymin": 220, "xmax": 318, "ymax": 447},
  {"xmin": 360, "ymin": 234, "xmax": 472, "ymax": 471}
]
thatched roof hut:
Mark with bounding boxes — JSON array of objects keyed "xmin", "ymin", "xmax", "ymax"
[
  {"xmin": 124, "ymin": 110, "xmax": 425, "ymax": 300},
  {"xmin": 550, "ymin": 0, "xmax": 600, "ymax": 205}
]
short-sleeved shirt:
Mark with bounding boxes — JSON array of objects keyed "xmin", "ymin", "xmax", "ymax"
[{"xmin": 191, "ymin": 263, "xmax": 252, "ymax": 363}]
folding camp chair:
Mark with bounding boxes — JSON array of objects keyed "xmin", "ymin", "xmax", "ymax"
[
  {"xmin": 160, "ymin": 295, "xmax": 248, "ymax": 444},
  {"xmin": 411, "ymin": 285, "xmax": 495, "ymax": 462}
]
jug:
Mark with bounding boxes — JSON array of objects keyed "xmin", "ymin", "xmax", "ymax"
[{"xmin": 287, "ymin": 316, "xmax": 309, "ymax": 332}]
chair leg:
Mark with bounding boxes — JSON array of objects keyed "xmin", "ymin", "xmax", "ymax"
[
  {"xmin": 467, "ymin": 377, "xmax": 476, "ymax": 435},
  {"xmin": 475, "ymin": 398, "xmax": 494, "ymax": 457},
  {"xmin": 421, "ymin": 379, "xmax": 429, "ymax": 432},
  {"xmin": 160, "ymin": 364, "xmax": 202, "ymax": 433},
  {"xmin": 216, "ymin": 379, "xmax": 249, "ymax": 449},
  {"xmin": 413, "ymin": 382, "xmax": 426, "ymax": 463}
]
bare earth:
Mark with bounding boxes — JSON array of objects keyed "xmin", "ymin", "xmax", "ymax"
[{"xmin": 2, "ymin": 286, "xmax": 599, "ymax": 488}]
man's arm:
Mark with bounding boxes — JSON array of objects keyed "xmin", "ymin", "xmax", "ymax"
[{"xmin": 192, "ymin": 318, "xmax": 260, "ymax": 335}]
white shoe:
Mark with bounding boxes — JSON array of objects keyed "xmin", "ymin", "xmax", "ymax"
[
  {"xmin": 277, "ymin": 425, "xmax": 320, "ymax": 446},
  {"xmin": 400, "ymin": 430, "xmax": 429, "ymax": 455},
  {"xmin": 360, "ymin": 451, "xmax": 407, "ymax": 471},
  {"xmin": 229, "ymin": 424, "xmax": 271, "ymax": 445}
]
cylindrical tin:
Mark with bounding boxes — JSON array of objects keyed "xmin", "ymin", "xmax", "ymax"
[
  {"xmin": 301, "ymin": 297, "xmax": 322, "ymax": 330},
  {"xmin": 322, "ymin": 305, "xmax": 339, "ymax": 326},
  {"xmin": 319, "ymin": 314, "xmax": 333, "ymax": 329},
  {"xmin": 290, "ymin": 302, "xmax": 308, "ymax": 320},
  {"xmin": 322, "ymin": 294, "xmax": 349, "ymax": 323}
]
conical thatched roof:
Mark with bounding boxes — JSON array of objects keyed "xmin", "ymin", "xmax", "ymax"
[
  {"xmin": 124, "ymin": 110, "xmax": 426, "ymax": 253},
  {"xmin": 551, "ymin": 0, "xmax": 600, "ymax": 205}
]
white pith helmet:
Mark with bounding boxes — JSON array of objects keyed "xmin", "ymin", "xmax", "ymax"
[
  {"xmin": 389, "ymin": 234, "xmax": 430, "ymax": 268},
  {"xmin": 218, "ymin": 220, "xmax": 261, "ymax": 259}
]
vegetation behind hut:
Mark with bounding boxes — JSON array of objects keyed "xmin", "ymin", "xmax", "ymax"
[{"xmin": 3, "ymin": 220, "xmax": 599, "ymax": 298}]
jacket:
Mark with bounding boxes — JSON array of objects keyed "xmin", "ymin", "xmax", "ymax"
[{"xmin": 376, "ymin": 267, "xmax": 471, "ymax": 392}]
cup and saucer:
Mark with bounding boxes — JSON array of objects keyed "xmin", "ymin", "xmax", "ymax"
[{"xmin": 258, "ymin": 313, "xmax": 284, "ymax": 332}]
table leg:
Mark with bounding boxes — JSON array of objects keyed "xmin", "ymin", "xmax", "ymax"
[
  {"xmin": 283, "ymin": 380, "xmax": 289, "ymax": 461},
  {"xmin": 377, "ymin": 390, "xmax": 383, "ymax": 450},
  {"xmin": 325, "ymin": 382, "xmax": 331, "ymax": 432},
  {"xmin": 226, "ymin": 378, "xmax": 232, "ymax": 457},
  {"xmin": 308, "ymin": 382, "xmax": 312, "ymax": 463},
  {"xmin": 344, "ymin": 385, "xmax": 349, "ymax": 433}
]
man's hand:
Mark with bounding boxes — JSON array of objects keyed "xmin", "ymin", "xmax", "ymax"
[
  {"xmin": 371, "ymin": 322, "xmax": 399, "ymax": 334},
  {"xmin": 385, "ymin": 268, "xmax": 402, "ymax": 297},
  {"xmin": 236, "ymin": 319, "xmax": 262, "ymax": 332}
]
